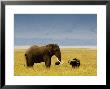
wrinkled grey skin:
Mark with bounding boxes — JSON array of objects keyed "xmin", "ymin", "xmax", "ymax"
[{"xmin": 25, "ymin": 44, "xmax": 61, "ymax": 68}]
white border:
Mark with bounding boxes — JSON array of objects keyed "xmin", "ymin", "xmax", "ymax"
[{"xmin": 5, "ymin": 5, "xmax": 106, "ymax": 85}]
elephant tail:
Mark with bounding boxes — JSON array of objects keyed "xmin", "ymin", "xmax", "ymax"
[
  {"xmin": 25, "ymin": 53, "xmax": 27, "ymax": 57},
  {"xmin": 25, "ymin": 53, "xmax": 28, "ymax": 60},
  {"xmin": 24, "ymin": 53, "xmax": 28, "ymax": 66},
  {"xmin": 25, "ymin": 54, "xmax": 28, "ymax": 61}
]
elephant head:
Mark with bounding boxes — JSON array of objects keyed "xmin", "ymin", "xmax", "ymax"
[{"xmin": 46, "ymin": 44, "xmax": 61, "ymax": 65}]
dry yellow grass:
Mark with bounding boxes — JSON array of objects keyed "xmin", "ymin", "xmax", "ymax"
[{"xmin": 14, "ymin": 48, "xmax": 97, "ymax": 76}]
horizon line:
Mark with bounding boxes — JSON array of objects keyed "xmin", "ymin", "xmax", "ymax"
[{"xmin": 14, "ymin": 45, "xmax": 97, "ymax": 49}]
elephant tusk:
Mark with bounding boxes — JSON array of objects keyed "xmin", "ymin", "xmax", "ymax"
[
  {"xmin": 56, "ymin": 58, "xmax": 61, "ymax": 63},
  {"xmin": 56, "ymin": 58, "xmax": 63, "ymax": 64}
]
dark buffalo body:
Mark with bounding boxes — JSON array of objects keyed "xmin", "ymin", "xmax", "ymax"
[{"xmin": 68, "ymin": 58, "xmax": 80, "ymax": 68}]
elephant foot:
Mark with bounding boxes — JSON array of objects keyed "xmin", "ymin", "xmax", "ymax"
[{"xmin": 45, "ymin": 65, "xmax": 51, "ymax": 68}]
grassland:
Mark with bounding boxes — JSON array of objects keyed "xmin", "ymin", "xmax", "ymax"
[{"xmin": 14, "ymin": 48, "xmax": 97, "ymax": 76}]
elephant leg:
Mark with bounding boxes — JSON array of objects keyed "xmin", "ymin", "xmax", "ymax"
[
  {"xmin": 25, "ymin": 55, "xmax": 34, "ymax": 67},
  {"xmin": 44, "ymin": 57, "xmax": 51, "ymax": 68},
  {"xmin": 27, "ymin": 60, "xmax": 34, "ymax": 67}
]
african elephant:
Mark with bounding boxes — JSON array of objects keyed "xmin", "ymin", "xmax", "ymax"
[{"xmin": 25, "ymin": 44, "xmax": 61, "ymax": 68}]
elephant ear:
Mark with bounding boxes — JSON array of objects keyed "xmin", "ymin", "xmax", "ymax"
[
  {"xmin": 46, "ymin": 44, "xmax": 58, "ymax": 53},
  {"xmin": 46, "ymin": 44, "xmax": 53, "ymax": 54}
]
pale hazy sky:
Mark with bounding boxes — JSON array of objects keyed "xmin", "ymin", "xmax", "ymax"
[{"xmin": 14, "ymin": 14, "xmax": 97, "ymax": 46}]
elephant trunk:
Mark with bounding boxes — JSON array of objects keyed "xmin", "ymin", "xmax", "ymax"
[{"xmin": 55, "ymin": 51, "xmax": 61, "ymax": 65}]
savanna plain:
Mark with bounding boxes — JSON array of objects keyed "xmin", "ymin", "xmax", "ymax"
[{"xmin": 14, "ymin": 48, "xmax": 97, "ymax": 76}]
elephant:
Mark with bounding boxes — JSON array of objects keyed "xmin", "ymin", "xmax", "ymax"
[{"xmin": 25, "ymin": 44, "xmax": 61, "ymax": 68}]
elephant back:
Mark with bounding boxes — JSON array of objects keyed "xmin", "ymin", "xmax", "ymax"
[{"xmin": 25, "ymin": 45, "xmax": 48, "ymax": 56}]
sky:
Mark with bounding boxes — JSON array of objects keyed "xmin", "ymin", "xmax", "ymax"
[{"xmin": 14, "ymin": 14, "xmax": 97, "ymax": 46}]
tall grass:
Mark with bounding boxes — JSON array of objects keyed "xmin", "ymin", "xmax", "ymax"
[{"xmin": 14, "ymin": 48, "xmax": 97, "ymax": 76}]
